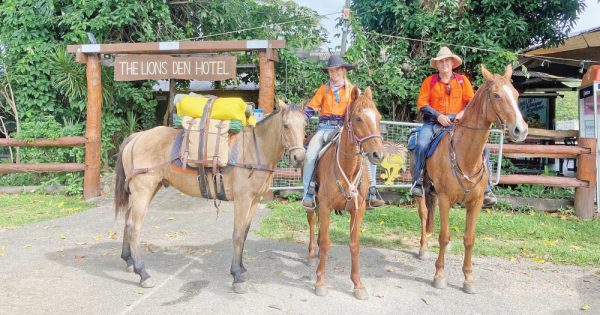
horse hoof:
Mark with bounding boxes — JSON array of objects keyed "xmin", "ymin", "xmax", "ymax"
[
  {"xmin": 354, "ymin": 288, "xmax": 369, "ymax": 300},
  {"xmin": 433, "ymin": 278, "xmax": 447, "ymax": 289},
  {"xmin": 463, "ymin": 283, "xmax": 476, "ymax": 294},
  {"xmin": 315, "ymin": 286, "xmax": 328, "ymax": 297},
  {"xmin": 418, "ymin": 250, "xmax": 427, "ymax": 260},
  {"xmin": 126, "ymin": 265, "xmax": 134, "ymax": 273},
  {"xmin": 140, "ymin": 278, "xmax": 155, "ymax": 288},
  {"xmin": 233, "ymin": 282, "xmax": 248, "ymax": 294}
]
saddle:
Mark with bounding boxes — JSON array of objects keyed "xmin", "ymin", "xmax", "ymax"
[{"xmin": 407, "ymin": 124, "xmax": 450, "ymax": 158}]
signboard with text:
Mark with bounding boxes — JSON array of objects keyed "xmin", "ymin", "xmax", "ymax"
[{"xmin": 114, "ymin": 55, "xmax": 237, "ymax": 81}]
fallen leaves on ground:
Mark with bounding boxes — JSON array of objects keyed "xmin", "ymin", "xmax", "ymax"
[
  {"xmin": 108, "ymin": 230, "xmax": 118, "ymax": 240},
  {"xmin": 581, "ymin": 304, "xmax": 590, "ymax": 311}
]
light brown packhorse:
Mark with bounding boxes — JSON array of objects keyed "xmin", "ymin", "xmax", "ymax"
[
  {"xmin": 414, "ymin": 65, "xmax": 528, "ymax": 294},
  {"xmin": 114, "ymin": 101, "xmax": 306, "ymax": 292},
  {"xmin": 306, "ymin": 87, "xmax": 385, "ymax": 300}
]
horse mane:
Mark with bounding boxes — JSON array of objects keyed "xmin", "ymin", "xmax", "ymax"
[{"xmin": 255, "ymin": 103, "xmax": 303, "ymax": 125}]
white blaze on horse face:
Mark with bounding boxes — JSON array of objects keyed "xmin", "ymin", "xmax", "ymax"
[
  {"xmin": 502, "ymin": 85, "xmax": 525, "ymax": 128},
  {"xmin": 363, "ymin": 109, "xmax": 377, "ymax": 129}
]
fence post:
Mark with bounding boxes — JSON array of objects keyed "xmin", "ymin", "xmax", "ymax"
[
  {"xmin": 258, "ymin": 49, "xmax": 276, "ymax": 113},
  {"xmin": 83, "ymin": 54, "xmax": 102, "ymax": 200},
  {"xmin": 574, "ymin": 138, "xmax": 596, "ymax": 218}
]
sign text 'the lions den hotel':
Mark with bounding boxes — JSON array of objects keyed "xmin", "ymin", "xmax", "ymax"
[{"xmin": 114, "ymin": 55, "xmax": 237, "ymax": 81}]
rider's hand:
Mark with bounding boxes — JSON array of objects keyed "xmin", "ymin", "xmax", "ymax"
[
  {"xmin": 437, "ymin": 114, "xmax": 452, "ymax": 127},
  {"xmin": 455, "ymin": 110, "xmax": 465, "ymax": 122}
]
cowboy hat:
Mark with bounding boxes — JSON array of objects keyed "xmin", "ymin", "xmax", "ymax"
[
  {"xmin": 321, "ymin": 55, "xmax": 355, "ymax": 73},
  {"xmin": 430, "ymin": 46, "xmax": 462, "ymax": 69}
]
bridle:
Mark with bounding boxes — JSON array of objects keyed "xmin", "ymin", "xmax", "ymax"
[
  {"xmin": 280, "ymin": 110, "xmax": 305, "ymax": 155},
  {"xmin": 448, "ymin": 79, "xmax": 514, "ymax": 203},
  {"xmin": 334, "ymin": 100, "xmax": 383, "ymax": 212}
]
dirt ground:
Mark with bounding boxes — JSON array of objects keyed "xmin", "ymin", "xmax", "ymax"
[{"xmin": 1, "ymin": 187, "xmax": 599, "ymax": 314}]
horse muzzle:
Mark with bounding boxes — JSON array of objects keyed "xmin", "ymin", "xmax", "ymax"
[
  {"xmin": 366, "ymin": 150, "xmax": 385, "ymax": 165},
  {"xmin": 289, "ymin": 148, "xmax": 306, "ymax": 168},
  {"xmin": 508, "ymin": 123, "xmax": 528, "ymax": 142}
]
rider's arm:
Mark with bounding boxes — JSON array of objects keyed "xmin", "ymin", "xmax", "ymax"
[
  {"xmin": 305, "ymin": 85, "xmax": 326, "ymax": 120},
  {"xmin": 420, "ymin": 105, "xmax": 441, "ymax": 120},
  {"xmin": 417, "ymin": 76, "xmax": 440, "ymax": 121}
]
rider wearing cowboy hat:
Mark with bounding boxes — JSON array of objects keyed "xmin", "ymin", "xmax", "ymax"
[
  {"xmin": 302, "ymin": 55, "xmax": 385, "ymax": 210},
  {"xmin": 411, "ymin": 46, "xmax": 497, "ymax": 207}
]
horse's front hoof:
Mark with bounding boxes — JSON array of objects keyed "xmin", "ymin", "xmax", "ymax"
[
  {"xmin": 233, "ymin": 282, "xmax": 248, "ymax": 294},
  {"xmin": 418, "ymin": 249, "xmax": 427, "ymax": 260},
  {"xmin": 126, "ymin": 265, "xmax": 134, "ymax": 273},
  {"xmin": 354, "ymin": 288, "xmax": 369, "ymax": 300},
  {"xmin": 432, "ymin": 278, "xmax": 447, "ymax": 289},
  {"xmin": 315, "ymin": 286, "xmax": 328, "ymax": 297},
  {"xmin": 463, "ymin": 282, "xmax": 476, "ymax": 294},
  {"xmin": 140, "ymin": 278, "xmax": 155, "ymax": 288}
]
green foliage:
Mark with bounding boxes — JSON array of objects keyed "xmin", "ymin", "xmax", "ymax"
[
  {"xmin": 556, "ymin": 90, "xmax": 578, "ymax": 121},
  {"xmin": 347, "ymin": 0, "xmax": 585, "ymax": 120},
  {"xmin": 494, "ymin": 184, "xmax": 574, "ymax": 199}
]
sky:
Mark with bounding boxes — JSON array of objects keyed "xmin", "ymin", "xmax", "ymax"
[{"xmin": 292, "ymin": 0, "xmax": 600, "ymax": 49}]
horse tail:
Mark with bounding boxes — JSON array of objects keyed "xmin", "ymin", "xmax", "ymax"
[
  {"xmin": 114, "ymin": 134, "xmax": 135, "ymax": 219},
  {"xmin": 425, "ymin": 192, "xmax": 437, "ymax": 234}
]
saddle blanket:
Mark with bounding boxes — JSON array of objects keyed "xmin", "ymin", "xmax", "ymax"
[{"xmin": 407, "ymin": 126, "xmax": 451, "ymax": 158}]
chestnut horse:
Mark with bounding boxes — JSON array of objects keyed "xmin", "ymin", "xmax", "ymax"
[
  {"xmin": 114, "ymin": 101, "xmax": 306, "ymax": 293},
  {"xmin": 306, "ymin": 87, "xmax": 385, "ymax": 300},
  {"xmin": 415, "ymin": 65, "xmax": 528, "ymax": 293}
]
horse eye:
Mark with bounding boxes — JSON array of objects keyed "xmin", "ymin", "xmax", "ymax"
[
  {"xmin": 493, "ymin": 93, "xmax": 501, "ymax": 99},
  {"xmin": 356, "ymin": 117, "xmax": 362, "ymax": 122},
  {"xmin": 283, "ymin": 123, "xmax": 289, "ymax": 129}
]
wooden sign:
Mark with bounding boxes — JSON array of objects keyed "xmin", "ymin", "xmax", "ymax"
[{"xmin": 114, "ymin": 55, "xmax": 237, "ymax": 81}]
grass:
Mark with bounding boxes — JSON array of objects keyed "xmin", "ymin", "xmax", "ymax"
[
  {"xmin": 256, "ymin": 201, "xmax": 600, "ymax": 267},
  {"xmin": 0, "ymin": 193, "xmax": 92, "ymax": 228}
]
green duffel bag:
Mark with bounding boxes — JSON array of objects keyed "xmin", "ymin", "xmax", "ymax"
[{"xmin": 229, "ymin": 120, "xmax": 243, "ymax": 134}]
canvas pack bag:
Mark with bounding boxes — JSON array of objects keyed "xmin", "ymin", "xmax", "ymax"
[{"xmin": 180, "ymin": 116, "xmax": 230, "ymax": 168}]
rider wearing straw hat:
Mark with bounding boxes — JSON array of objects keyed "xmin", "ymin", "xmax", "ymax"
[
  {"xmin": 301, "ymin": 55, "xmax": 385, "ymax": 210},
  {"xmin": 411, "ymin": 46, "xmax": 497, "ymax": 207}
]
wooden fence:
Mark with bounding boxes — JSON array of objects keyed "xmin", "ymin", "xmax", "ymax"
[{"xmin": 488, "ymin": 137, "xmax": 596, "ymax": 218}]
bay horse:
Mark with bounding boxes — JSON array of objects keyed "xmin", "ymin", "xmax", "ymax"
[
  {"xmin": 114, "ymin": 101, "xmax": 306, "ymax": 293},
  {"xmin": 306, "ymin": 87, "xmax": 385, "ymax": 300},
  {"xmin": 415, "ymin": 65, "xmax": 528, "ymax": 293}
]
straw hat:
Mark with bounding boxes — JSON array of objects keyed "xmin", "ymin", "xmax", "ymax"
[
  {"xmin": 321, "ymin": 55, "xmax": 355, "ymax": 73},
  {"xmin": 430, "ymin": 46, "xmax": 462, "ymax": 69}
]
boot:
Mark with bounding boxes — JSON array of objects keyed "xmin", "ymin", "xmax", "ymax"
[
  {"xmin": 302, "ymin": 181, "xmax": 317, "ymax": 211},
  {"xmin": 367, "ymin": 186, "xmax": 385, "ymax": 208},
  {"xmin": 483, "ymin": 190, "xmax": 497, "ymax": 207},
  {"xmin": 410, "ymin": 176, "xmax": 424, "ymax": 197}
]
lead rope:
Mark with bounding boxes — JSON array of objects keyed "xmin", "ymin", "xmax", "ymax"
[{"xmin": 334, "ymin": 132, "xmax": 364, "ymax": 235}]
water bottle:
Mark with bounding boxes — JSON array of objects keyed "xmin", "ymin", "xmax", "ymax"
[{"xmin": 253, "ymin": 109, "xmax": 264, "ymax": 122}]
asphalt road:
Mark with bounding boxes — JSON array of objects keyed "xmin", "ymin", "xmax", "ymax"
[{"xmin": 1, "ymin": 188, "xmax": 598, "ymax": 314}]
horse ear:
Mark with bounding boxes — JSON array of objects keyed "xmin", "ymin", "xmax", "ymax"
[
  {"xmin": 364, "ymin": 87, "xmax": 373, "ymax": 100},
  {"xmin": 480, "ymin": 64, "xmax": 494, "ymax": 81},
  {"xmin": 351, "ymin": 86, "xmax": 360, "ymax": 101},
  {"xmin": 276, "ymin": 98, "xmax": 288, "ymax": 111},
  {"xmin": 503, "ymin": 64, "xmax": 513, "ymax": 80}
]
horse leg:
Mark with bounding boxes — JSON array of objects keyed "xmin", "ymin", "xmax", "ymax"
[
  {"xmin": 462, "ymin": 198, "xmax": 482, "ymax": 294},
  {"xmin": 306, "ymin": 210, "xmax": 318, "ymax": 266},
  {"xmin": 433, "ymin": 195, "xmax": 451, "ymax": 289},
  {"xmin": 349, "ymin": 206, "xmax": 368, "ymax": 300},
  {"xmin": 416, "ymin": 196, "xmax": 428, "ymax": 260},
  {"xmin": 314, "ymin": 207, "xmax": 331, "ymax": 297},
  {"xmin": 126, "ymin": 184, "xmax": 157, "ymax": 288},
  {"xmin": 121, "ymin": 210, "xmax": 134, "ymax": 273},
  {"xmin": 230, "ymin": 196, "xmax": 260, "ymax": 294}
]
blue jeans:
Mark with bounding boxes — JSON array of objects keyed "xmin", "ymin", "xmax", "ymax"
[
  {"xmin": 413, "ymin": 120, "xmax": 493, "ymax": 192},
  {"xmin": 303, "ymin": 124, "xmax": 378, "ymax": 200}
]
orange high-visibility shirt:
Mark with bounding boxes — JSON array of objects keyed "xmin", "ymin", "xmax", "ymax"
[
  {"xmin": 308, "ymin": 83, "xmax": 355, "ymax": 117},
  {"xmin": 417, "ymin": 74, "xmax": 474, "ymax": 114}
]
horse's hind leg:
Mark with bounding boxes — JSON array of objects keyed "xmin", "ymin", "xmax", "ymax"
[
  {"xmin": 462, "ymin": 198, "xmax": 482, "ymax": 294},
  {"xmin": 126, "ymin": 178, "xmax": 161, "ymax": 288},
  {"xmin": 416, "ymin": 196, "xmax": 428, "ymax": 260},
  {"xmin": 433, "ymin": 195, "xmax": 451, "ymax": 289},
  {"xmin": 122, "ymin": 181, "xmax": 162, "ymax": 273},
  {"xmin": 230, "ymin": 196, "xmax": 260, "ymax": 294},
  {"xmin": 349, "ymin": 206, "xmax": 368, "ymax": 300},
  {"xmin": 306, "ymin": 210, "xmax": 318, "ymax": 266},
  {"xmin": 314, "ymin": 207, "xmax": 332, "ymax": 297}
]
